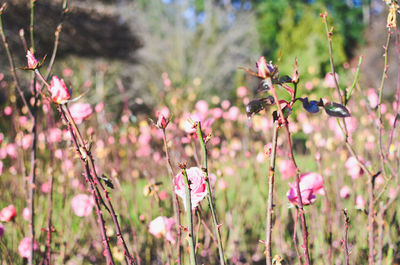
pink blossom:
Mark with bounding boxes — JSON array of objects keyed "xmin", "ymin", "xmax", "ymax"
[
  {"xmin": 148, "ymin": 216, "xmax": 175, "ymax": 244},
  {"xmin": 18, "ymin": 237, "xmax": 39, "ymax": 258},
  {"xmin": 367, "ymin": 88, "xmax": 379, "ymax": 108},
  {"xmin": 3, "ymin": 106, "xmax": 12, "ymax": 116},
  {"xmin": 95, "ymin": 102, "xmax": 104, "ymax": 113},
  {"xmin": 69, "ymin": 103, "xmax": 92, "ymax": 124},
  {"xmin": 212, "ymin": 108, "xmax": 223, "ymax": 119},
  {"xmin": 62, "ymin": 67, "xmax": 74, "ymax": 77},
  {"xmin": 0, "ymin": 161, "xmax": 3, "ymax": 175},
  {"xmin": 340, "ymin": 186, "xmax": 351, "ymax": 199},
  {"xmin": 345, "ymin": 156, "xmax": 364, "ymax": 179},
  {"xmin": 236, "ymin": 86, "xmax": 247, "ymax": 97},
  {"xmin": 62, "ymin": 159, "xmax": 74, "ymax": 172},
  {"xmin": 6, "ymin": 143, "xmax": 18, "ymax": 159},
  {"xmin": 174, "ymin": 167, "xmax": 208, "ymax": 210},
  {"xmin": 158, "ymin": 191, "xmax": 169, "ymax": 201},
  {"xmin": 324, "ymin": 72, "xmax": 339, "ymax": 88},
  {"xmin": 225, "ymin": 106, "xmax": 240, "ymax": 121},
  {"xmin": 257, "ymin": 56, "xmax": 269, "ymax": 78},
  {"xmin": 195, "ymin": 100, "xmax": 209, "ymax": 118},
  {"xmin": 26, "ymin": 50, "xmax": 38, "ymax": 69},
  {"xmin": 48, "ymin": 128, "xmax": 62, "ymax": 143},
  {"xmin": 21, "ymin": 134, "xmax": 33, "ymax": 150},
  {"xmin": 41, "ymin": 181, "xmax": 51, "ymax": 193},
  {"xmin": 279, "ymin": 159, "xmax": 296, "ymax": 180},
  {"xmin": 0, "ymin": 223, "xmax": 4, "ymax": 238},
  {"xmin": 49, "ymin": 76, "xmax": 71, "ymax": 104},
  {"xmin": 19, "ymin": 116, "xmax": 28, "ymax": 127},
  {"xmin": 71, "ymin": 194, "xmax": 94, "ymax": 217},
  {"xmin": 355, "ymin": 195, "xmax": 366, "ymax": 209},
  {"xmin": 217, "ymin": 178, "xmax": 228, "ymax": 190},
  {"xmin": 156, "ymin": 114, "xmax": 168, "ymax": 129},
  {"xmin": 136, "ymin": 145, "xmax": 151, "ymax": 157},
  {"xmin": 305, "ymin": 81, "xmax": 313, "ymax": 91},
  {"xmin": 329, "ymin": 117, "xmax": 357, "ymax": 140},
  {"xmin": 0, "ymin": 204, "xmax": 17, "ymax": 222},
  {"xmin": 287, "ymin": 173, "xmax": 324, "ymax": 206},
  {"xmin": 221, "ymin": 100, "xmax": 230, "ymax": 110},
  {"xmin": 22, "ymin": 208, "xmax": 30, "ymax": 221}
]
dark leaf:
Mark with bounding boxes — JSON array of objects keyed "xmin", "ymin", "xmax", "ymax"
[
  {"xmin": 246, "ymin": 96, "xmax": 274, "ymax": 118},
  {"xmin": 282, "ymin": 106, "xmax": 292, "ymax": 118},
  {"xmin": 302, "ymin": 97, "xmax": 320, "ymax": 114},
  {"xmin": 323, "ymin": 102, "xmax": 351, "ymax": 117}
]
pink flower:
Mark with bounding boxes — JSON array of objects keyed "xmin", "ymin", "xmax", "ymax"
[
  {"xmin": 287, "ymin": 173, "xmax": 324, "ymax": 206},
  {"xmin": 49, "ymin": 76, "xmax": 71, "ymax": 104},
  {"xmin": 71, "ymin": 194, "xmax": 94, "ymax": 217},
  {"xmin": 236, "ymin": 86, "xmax": 247, "ymax": 97},
  {"xmin": 26, "ymin": 50, "xmax": 38, "ymax": 69},
  {"xmin": 195, "ymin": 100, "xmax": 209, "ymax": 118},
  {"xmin": 279, "ymin": 159, "xmax": 296, "ymax": 180},
  {"xmin": 345, "ymin": 156, "xmax": 364, "ymax": 179},
  {"xmin": 41, "ymin": 181, "xmax": 51, "ymax": 193},
  {"xmin": 324, "ymin": 72, "xmax": 339, "ymax": 88},
  {"xmin": 257, "ymin": 56, "xmax": 269, "ymax": 78},
  {"xmin": 174, "ymin": 167, "xmax": 208, "ymax": 210},
  {"xmin": 48, "ymin": 128, "xmax": 62, "ymax": 143},
  {"xmin": 3, "ymin": 106, "xmax": 12, "ymax": 116},
  {"xmin": 21, "ymin": 134, "xmax": 33, "ymax": 150},
  {"xmin": 69, "ymin": 103, "xmax": 93, "ymax": 124},
  {"xmin": 340, "ymin": 186, "xmax": 351, "ymax": 199},
  {"xmin": 0, "ymin": 223, "xmax": 4, "ymax": 238},
  {"xmin": 95, "ymin": 102, "xmax": 104, "ymax": 113},
  {"xmin": 6, "ymin": 143, "xmax": 18, "ymax": 159},
  {"xmin": 18, "ymin": 237, "xmax": 39, "ymax": 258},
  {"xmin": 148, "ymin": 216, "xmax": 175, "ymax": 244},
  {"xmin": 22, "ymin": 208, "xmax": 30, "ymax": 221},
  {"xmin": 156, "ymin": 114, "xmax": 168, "ymax": 129},
  {"xmin": 367, "ymin": 88, "xmax": 379, "ymax": 108},
  {"xmin": 0, "ymin": 204, "xmax": 17, "ymax": 222},
  {"xmin": 355, "ymin": 195, "xmax": 366, "ymax": 209}
]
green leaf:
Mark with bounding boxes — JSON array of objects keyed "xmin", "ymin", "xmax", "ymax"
[{"xmin": 323, "ymin": 102, "xmax": 351, "ymax": 117}]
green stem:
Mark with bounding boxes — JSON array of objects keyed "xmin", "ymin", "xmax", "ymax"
[
  {"xmin": 196, "ymin": 122, "xmax": 226, "ymax": 265},
  {"xmin": 181, "ymin": 168, "xmax": 197, "ymax": 265}
]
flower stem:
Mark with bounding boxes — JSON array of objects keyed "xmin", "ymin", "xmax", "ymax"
[
  {"xmin": 181, "ymin": 168, "xmax": 197, "ymax": 265},
  {"xmin": 196, "ymin": 122, "xmax": 226, "ymax": 265},
  {"xmin": 265, "ymin": 121, "xmax": 279, "ymax": 265}
]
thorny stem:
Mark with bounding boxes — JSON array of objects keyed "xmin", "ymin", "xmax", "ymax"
[
  {"xmin": 196, "ymin": 122, "xmax": 226, "ymax": 265},
  {"xmin": 377, "ymin": 31, "xmax": 392, "ymax": 181},
  {"xmin": 181, "ymin": 168, "xmax": 197, "ymax": 265},
  {"xmin": 266, "ymin": 78, "xmax": 311, "ymax": 264},
  {"xmin": 161, "ymin": 129, "xmax": 182, "ymax": 265},
  {"xmin": 343, "ymin": 209, "xmax": 350, "ymax": 265},
  {"xmin": 0, "ymin": 6, "xmax": 33, "ymax": 119},
  {"xmin": 62, "ymin": 104, "xmax": 136, "ymax": 265},
  {"xmin": 59, "ymin": 105, "xmax": 115, "ymax": 265},
  {"xmin": 265, "ymin": 121, "xmax": 278, "ymax": 265}
]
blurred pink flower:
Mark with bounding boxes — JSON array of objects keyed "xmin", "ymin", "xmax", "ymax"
[
  {"xmin": 279, "ymin": 159, "xmax": 296, "ymax": 180},
  {"xmin": 71, "ymin": 194, "xmax": 94, "ymax": 217},
  {"xmin": 95, "ymin": 102, "xmax": 104, "ymax": 113},
  {"xmin": 340, "ymin": 186, "xmax": 351, "ymax": 199},
  {"xmin": 148, "ymin": 216, "xmax": 175, "ymax": 244},
  {"xmin": 136, "ymin": 145, "xmax": 151, "ymax": 157},
  {"xmin": 287, "ymin": 173, "xmax": 324, "ymax": 206},
  {"xmin": 26, "ymin": 50, "xmax": 38, "ymax": 69},
  {"xmin": 22, "ymin": 207, "xmax": 30, "ymax": 221},
  {"xmin": 305, "ymin": 81, "xmax": 313, "ymax": 91},
  {"xmin": 19, "ymin": 116, "xmax": 28, "ymax": 128},
  {"xmin": 158, "ymin": 190, "xmax": 169, "ymax": 201},
  {"xmin": 69, "ymin": 103, "xmax": 93, "ymax": 124},
  {"xmin": 221, "ymin": 100, "xmax": 230, "ymax": 110},
  {"xmin": 174, "ymin": 167, "xmax": 208, "ymax": 211},
  {"xmin": 0, "ymin": 161, "xmax": 3, "ymax": 175},
  {"xmin": 41, "ymin": 181, "xmax": 51, "ymax": 193},
  {"xmin": 0, "ymin": 223, "xmax": 4, "ymax": 238},
  {"xmin": 329, "ymin": 117, "xmax": 357, "ymax": 140},
  {"xmin": 18, "ymin": 237, "xmax": 39, "ymax": 259},
  {"xmin": 367, "ymin": 88, "xmax": 379, "ymax": 108},
  {"xmin": 217, "ymin": 178, "xmax": 228, "ymax": 190},
  {"xmin": 355, "ymin": 195, "xmax": 366, "ymax": 209},
  {"xmin": 236, "ymin": 86, "xmax": 247, "ymax": 97},
  {"xmin": 6, "ymin": 143, "xmax": 18, "ymax": 159},
  {"xmin": 225, "ymin": 106, "xmax": 240, "ymax": 121},
  {"xmin": 62, "ymin": 67, "xmax": 73, "ymax": 77},
  {"xmin": 62, "ymin": 159, "xmax": 74, "ymax": 172},
  {"xmin": 257, "ymin": 56, "xmax": 269, "ymax": 78},
  {"xmin": 345, "ymin": 156, "xmax": 364, "ymax": 179},
  {"xmin": 21, "ymin": 134, "xmax": 33, "ymax": 150},
  {"xmin": 195, "ymin": 100, "xmax": 209, "ymax": 118},
  {"xmin": 324, "ymin": 72, "xmax": 339, "ymax": 88},
  {"xmin": 0, "ymin": 204, "xmax": 17, "ymax": 222},
  {"xmin": 4, "ymin": 106, "xmax": 12, "ymax": 116},
  {"xmin": 48, "ymin": 128, "xmax": 62, "ymax": 143},
  {"xmin": 49, "ymin": 76, "xmax": 70, "ymax": 104},
  {"xmin": 212, "ymin": 108, "xmax": 223, "ymax": 119}
]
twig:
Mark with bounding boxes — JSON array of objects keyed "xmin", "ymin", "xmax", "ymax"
[
  {"xmin": 161, "ymin": 128, "xmax": 182, "ymax": 265},
  {"xmin": 343, "ymin": 209, "xmax": 350, "ymax": 265},
  {"xmin": 265, "ymin": 121, "xmax": 279, "ymax": 265},
  {"xmin": 181, "ymin": 167, "xmax": 197, "ymax": 265},
  {"xmin": 196, "ymin": 122, "xmax": 226, "ymax": 265}
]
